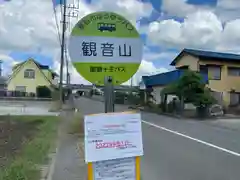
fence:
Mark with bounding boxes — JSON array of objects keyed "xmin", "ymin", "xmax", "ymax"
[
  {"xmin": 0, "ymin": 90, "xmax": 51, "ymax": 101},
  {"xmin": 0, "ymin": 90, "xmax": 36, "ymax": 97}
]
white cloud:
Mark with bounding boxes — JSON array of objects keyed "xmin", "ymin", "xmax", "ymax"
[
  {"xmin": 161, "ymin": 0, "xmax": 196, "ymax": 17},
  {"xmin": 0, "ymin": 54, "xmax": 19, "ymax": 76},
  {"xmin": 0, "ymin": 0, "xmax": 153, "ymax": 52},
  {"xmin": 0, "ymin": 54, "xmax": 14, "ymax": 62},
  {"xmin": 0, "ymin": 0, "xmax": 59, "ymax": 53},
  {"xmin": 161, "ymin": 0, "xmax": 212, "ymax": 17},
  {"xmin": 0, "ymin": 0, "xmax": 161, "ymax": 85},
  {"xmin": 52, "ymin": 58, "xmax": 91, "ymax": 85},
  {"xmin": 143, "ymin": 48, "xmax": 178, "ymax": 62},
  {"xmin": 147, "ymin": 10, "xmax": 240, "ymax": 53},
  {"xmin": 160, "ymin": 0, "xmax": 240, "ymax": 27},
  {"xmin": 91, "ymin": 0, "xmax": 152, "ymax": 24},
  {"xmin": 124, "ymin": 60, "xmax": 168, "ymax": 86},
  {"xmin": 214, "ymin": 0, "xmax": 240, "ymax": 22},
  {"xmin": 216, "ymin": 19, "xmax": 240, "ymax": 52},
  {"xmin": 217, "ymin": 0, "xmax": 240, "ymax": 10}
]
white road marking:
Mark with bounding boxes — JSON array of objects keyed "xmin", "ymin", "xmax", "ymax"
[{"xmin": 142, "ymin": 120, "xmax": 240, "ymax": 157}]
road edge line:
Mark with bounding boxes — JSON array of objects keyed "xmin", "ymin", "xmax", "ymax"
[{"xmin": 142, "ymin": 120, "xmax": 240, "ymax": 157}]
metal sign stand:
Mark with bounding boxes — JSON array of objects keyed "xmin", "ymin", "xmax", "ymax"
[{"xmin": 104, "ymin": 76, "xmax": 115, "ymax": 113}]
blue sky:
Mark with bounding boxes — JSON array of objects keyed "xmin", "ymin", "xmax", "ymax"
[{"xmin": 2, "ymin": 0, "xmax": 239, "ymax": 83}]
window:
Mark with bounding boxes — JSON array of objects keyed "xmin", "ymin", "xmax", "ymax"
[
  {"xmin": 200, "ymin": 65, "xmax": 208, "ymax": 74},
  {"xmin": 178, "ymin": 66, "xmax": 189, "ymax": 70},
  {"xmin": 15, "ymin": 86, "xmax": 26, "ymax": 92},
  {"xmin": 24, "ymin": 69, "xmax": 35, "ymax": 79},
  {"xmin": 228, "ymin": 67, "xmax": 240, "ymax": 76},
  {"xmin": 208, "ymin": 66, "xmax": 221, "ymax": 80},
  {"xmin": 230, "ymin": 92, "xmax": 240, "ymax": 106}
]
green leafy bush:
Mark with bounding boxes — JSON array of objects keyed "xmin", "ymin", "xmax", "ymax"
[{"xmin": 36, "ymin": 86, "xmax": 51, "ymax": 98}]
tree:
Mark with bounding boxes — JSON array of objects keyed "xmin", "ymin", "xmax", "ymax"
[{"xmin": 161, "ymin": 70, "xmax": 215, "ymax": 110}]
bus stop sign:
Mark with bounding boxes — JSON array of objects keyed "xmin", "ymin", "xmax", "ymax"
[{"xmin": 68, "ymin": 11, "xmax": 143, "ymax": 85}]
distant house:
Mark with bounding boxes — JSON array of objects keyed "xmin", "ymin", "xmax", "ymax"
[
  {"xmin": 170, "ymin": 48, "xmax": 240, "ymax": 106},
  {"xmin": 142, "ymin": 69, "xmax": 208, "ymax": 104},
  {"xmin": 0, "ymin": 76, "xmax": 7, "ymax": 91},
  {"xmin": 0, "ymin": 60, "xmax": 7, "ymax": 91},
  {"xmin": 7, "ymin": 59, "xmax": 58, "ymax": 95}
]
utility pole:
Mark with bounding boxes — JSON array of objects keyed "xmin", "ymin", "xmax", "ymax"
[
  {"xmin": 59, "ymin": 0, "xmax": 67, "ymax": 104},
  {"xmin": 64, "ymin": 46, "xmax": 70, "ymax": 85},
  {"xmin": 66, "ymin": 54, "xmax": 70, "ymax": 85},
  {"xmin": 130, "ymin": 76, "xmax": 133, "ymax": 87}
]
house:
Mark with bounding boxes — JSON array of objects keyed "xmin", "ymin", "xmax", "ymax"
[
  {"xmin": 0, "ymin": 76, "xmax": 8, "ymax": 97},
  {"xmin": 142, "ymin": 69, "xmax": 208, "ymax": 104},
  {"xmin": 7, "ymin": 58, "xmax": 58, "ymax": 95},
  {"xmin": 170, "ymin": 48, "xmax": 240, "ymax": 106}
]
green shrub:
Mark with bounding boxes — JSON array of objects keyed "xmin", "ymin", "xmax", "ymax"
[
  {"xmin": 114, "ymin": 92, "xmax": 125, "ymax": 104},
  {"xmin": 36, "ymin": 86, "xmax": 51, "ymax": 98}
]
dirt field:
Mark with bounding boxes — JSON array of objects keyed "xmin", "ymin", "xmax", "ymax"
[{"xmin": 0, "ymin": 116, "xmax": 43, "ymax": 168}]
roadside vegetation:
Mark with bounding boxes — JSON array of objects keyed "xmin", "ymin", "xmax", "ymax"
[
  {"xmin": 135, "ymin": 70, "xmax": 217, "ymax": 118},
  {"xmin": 0, "ymin": 115, "xmax": 59, "ymax": 180},
  {"xmin": 68, "ymin": 111, "xmax": 84, "ymax": 136},
  {"xmin": 160, "ymin": 70, "xmax": 216, "ymax": 117}
]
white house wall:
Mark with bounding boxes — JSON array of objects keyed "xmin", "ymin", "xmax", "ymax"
[
  {"xmin": 152, "ymin": 86, "xmax": 163, "ymax": 104},
  {"xmin": 152, "ymin": 86, "xmax": 178, "ymax": 105}
]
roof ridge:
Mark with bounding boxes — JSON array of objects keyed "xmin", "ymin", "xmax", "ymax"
[{"xmin": 184, "ymin": 48, "xmax": 240, "ymax": 56}]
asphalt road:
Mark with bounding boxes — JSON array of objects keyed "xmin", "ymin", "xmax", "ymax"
[{"xmin": 75, "ymin": 97, "xmax": 240, "ymax": 180}]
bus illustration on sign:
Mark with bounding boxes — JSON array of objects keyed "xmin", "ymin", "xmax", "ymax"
[{"xmin": 98, "ymin": 23, "xmax": 116, "ymax": 32}]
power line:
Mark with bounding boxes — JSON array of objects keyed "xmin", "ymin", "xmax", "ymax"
[{"xmin": 52, "ymin": 3, "xmax": 62, "ymax": 47}]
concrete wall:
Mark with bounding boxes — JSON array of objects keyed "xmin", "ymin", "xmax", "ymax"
[{"xmin": 152, "ymin": 85, "xmax": 177, "ymax": 104}]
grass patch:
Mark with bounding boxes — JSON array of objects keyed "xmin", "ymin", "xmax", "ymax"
[
  {"xmin": 68, "ymin": 111, "xmax": 84, "ymax": 136},
  {"xmin": 0, "ymin": 115, "xmax": 59, "ymax": 180}
]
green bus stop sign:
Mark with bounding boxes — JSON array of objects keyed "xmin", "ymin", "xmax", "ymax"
[{"xmin": 68, "ymin": 11, "xmax": 143, "ymax": 85}]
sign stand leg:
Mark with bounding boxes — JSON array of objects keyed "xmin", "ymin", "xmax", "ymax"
[{"xmin": 104, "ymin": 76, "xmax": 114, "ymax": 113}]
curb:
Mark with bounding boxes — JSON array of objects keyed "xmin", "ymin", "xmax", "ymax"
[
  {"xmin": 135, "ymin": 106, "xmax": 240, "ymax": 120},
  {"xmin": 133, "ymin": 106, "xmax": 182, "ymax": 119},
  {"xmin": 42, "ymin": 119, "xmax": 62, "ymax": 180},
  {"xmin": 45, "ymin": 145, "xmax": 59, "ymax": 180}
]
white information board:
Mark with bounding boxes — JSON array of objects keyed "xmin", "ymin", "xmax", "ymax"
[
  {"xmin": 93, "ymin": 157, "xmax": 136, "ymax": 180},
  {"xmin": 84, "ymin": 112, "xmax": 143, "ymax": 163}
]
